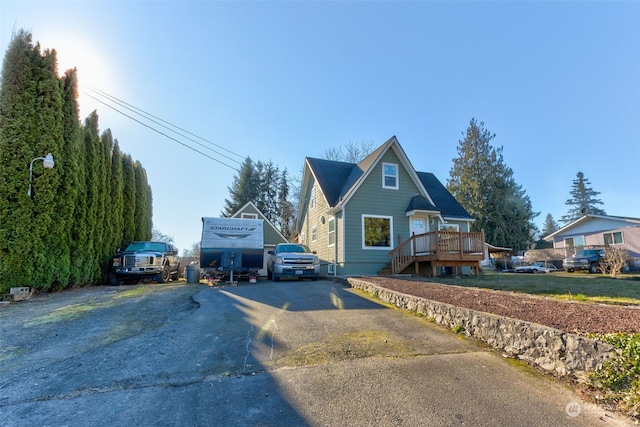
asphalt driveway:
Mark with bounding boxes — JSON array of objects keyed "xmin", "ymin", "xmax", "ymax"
[{"xmin": 0, "ymin": 280, "xmax": 630, "ymax": 426}]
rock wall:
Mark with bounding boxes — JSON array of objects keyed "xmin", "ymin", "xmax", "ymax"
[{"xmin": 347, "ymin": 278, "xmax": 614, "ymax": 381}]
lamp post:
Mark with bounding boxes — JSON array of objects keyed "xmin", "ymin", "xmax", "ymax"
[{"xmin": 28, "ymin": 153, "xmax": 55, "ymax": 197}]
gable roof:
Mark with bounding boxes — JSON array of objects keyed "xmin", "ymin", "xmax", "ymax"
[
  {"xmin": 302, "ymin": 136, "xmax": 472, "ymax": 221},
  {"xmin": 231, "ymin": 201, "xmax": 288, "ymax": 244},
  {"xmin": 544, "ymin": 214, "xmax": 640, "ymax": 241}
]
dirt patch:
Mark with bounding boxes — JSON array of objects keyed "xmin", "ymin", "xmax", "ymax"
[{"xmin": 361, "ymin": 276, "xmax": 640, "ymax": 334}]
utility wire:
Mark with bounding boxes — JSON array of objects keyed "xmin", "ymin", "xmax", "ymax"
[
  {"xmin": 83, "ymin": 90, "xmax": 240, "ymax": 171},
  {"xmin": 84, "ymin": 86, "xmax": 245, "ymax": 165}
]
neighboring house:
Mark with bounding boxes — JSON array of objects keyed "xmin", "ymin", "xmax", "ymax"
[
  {"xmin": 296, "ymin": 136, "xmax": 482, "ymax": 276},
  {"xmin": 543, "ymin": 214, "xmax": 640, "ymax": 261},
  {"xmin": 230, "ymin": 201, "xmax": 289, "ymax": 276}
]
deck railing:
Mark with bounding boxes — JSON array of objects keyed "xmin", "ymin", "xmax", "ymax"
[{"xmin": 388, "ymin": 230, "xmax": 485, "ymax": 274}]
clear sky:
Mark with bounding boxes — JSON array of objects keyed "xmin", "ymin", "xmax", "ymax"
[{"xmin": 2, "ymin": 1, "xmax": 639, "ymax": 253}]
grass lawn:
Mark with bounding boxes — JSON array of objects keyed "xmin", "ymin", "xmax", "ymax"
[{"xmin": 427, "ymin": 270, "xmax": 640, "ymax": 305}]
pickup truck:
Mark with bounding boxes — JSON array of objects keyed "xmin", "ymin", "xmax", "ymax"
[
  {"xmin": 563, "ymin": 249, "xmax": 605, "ymax": 273},
  {"xmin": 267, "ymin": 243, "xmax": 320, "ymax": 281},
  {"xmin": 109, "ymin": 241, "xmax": 181, "ymax": 285}
]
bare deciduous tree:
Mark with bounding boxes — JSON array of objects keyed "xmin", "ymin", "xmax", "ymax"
[{"xmin": 600, "ymin": 247, "xmax": 630, "ymax": 278}]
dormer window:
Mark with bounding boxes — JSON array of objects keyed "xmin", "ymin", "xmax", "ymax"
[{"xmin": 382, "ymin": 163, "xmax": 398, "ymax": 189}]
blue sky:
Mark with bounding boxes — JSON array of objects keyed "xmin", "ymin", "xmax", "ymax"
[{"xmin": 2, "ymin": 1, "xmax": 639, "ymax": 253}]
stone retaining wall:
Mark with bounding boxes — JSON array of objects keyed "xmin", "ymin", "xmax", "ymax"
[{"xmin": 347, "ymin": 278, "xmax": 615, "ymax": 381}]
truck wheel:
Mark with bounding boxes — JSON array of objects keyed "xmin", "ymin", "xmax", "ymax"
[
  {"xmin": 566, "ymin": 269, "xmax": 574, "ymax": 273},
  {"xmin": 156, "ymin": 264, "xmax": 170, "ymax": 283},
  {"xmin": 273, "ymin": 273, "xmax": 280, "ymax": 282},
  {"xmin": 589, "ymin": 263, "xmax": 599, "ymax": 274}
]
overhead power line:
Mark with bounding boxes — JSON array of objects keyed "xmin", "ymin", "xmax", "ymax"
[{"xmin": 80, "ymin": 86, "xmax": 245, "ymax": 171}]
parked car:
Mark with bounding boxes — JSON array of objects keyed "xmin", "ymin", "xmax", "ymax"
[
  {"xmin": 514, "ymin": 261, "xmax": 558, "ymax": 274},
  {"xmin": 109, "ymin": 241, "xmax": 181, "ymax": 285},
  {"xmin": 563, "ymin": 249, "xmax": 606, "ymax": 273},
  {"xmin": 267, "ymin": 243, "xmax": 320, "ymax": 281}
]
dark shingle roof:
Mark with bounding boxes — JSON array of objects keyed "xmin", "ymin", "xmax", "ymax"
[
  {"xmin": 416, "ymin": 172, "xmax": 472, "ymax": 220},
  {"xmin": 306, "ymin": 157, "xmax": 357, "ymax": 206},
  {"xmin": 306, "ymin": 156, "xmax": 472, "ymax": 221},
  {"xmin": 406, "ymin": 194, "xmax": 438, "ymax": 212}
]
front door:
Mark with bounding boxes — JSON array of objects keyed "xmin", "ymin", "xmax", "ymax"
[{"xmin": 410, "ymin": 218, "xmax": 427, "ymax": 254}]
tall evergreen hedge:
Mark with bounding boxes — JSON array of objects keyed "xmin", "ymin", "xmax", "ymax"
[{"xmin": 0, "ymin": 30, "xmax": 152, "ymax": 292}]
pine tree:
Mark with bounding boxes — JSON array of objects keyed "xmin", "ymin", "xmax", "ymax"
[
  {"xmin": 447, "ymin": 118, "xmax": 538, "ymax": 251},
  {"xmin": 561, "ymin": 172, "xmax": 606, "ymax": 224},
  {"xmin": 221, "ymin": 157, "xmax": 258, "ymax": 217},
  {"xmin": 541, "ymin": 214, "xmax": 559, "ymax": 238}
]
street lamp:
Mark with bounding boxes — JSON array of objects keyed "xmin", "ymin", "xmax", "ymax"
[{"xmin": 28, "ymin": 153, "xmax": 55, "ymax": 197}]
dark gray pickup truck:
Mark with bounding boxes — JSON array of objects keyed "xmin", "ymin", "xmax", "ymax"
[{"xmin": 563, "ymin": 249, "xmax": 605, "ymax": 273}]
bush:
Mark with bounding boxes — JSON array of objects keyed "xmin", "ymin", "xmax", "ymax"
[{"xmin": 589, "ymin": 333, "xmax": 640, "ymax": 419}]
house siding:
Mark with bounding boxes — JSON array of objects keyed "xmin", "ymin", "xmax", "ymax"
[
  {"xmin": 301, "ymin": 178, "xmax": 340, "ymax": 275},
  {"xmin": 340, "ymin": 150, "xmax": 422, "ymax": 275}
]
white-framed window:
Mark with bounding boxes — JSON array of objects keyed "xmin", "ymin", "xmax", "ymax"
[
  {"xmin": 362, "ymin": 214, "xmax": 393, "ymax": 249},
  {"xmin": 382, "ymin": 162, "xmax": 398, "ymax": 189},
  {"xmin": 603, "ymin": 231, "xmax": 624, "ymax": 245},
  {"xmin": 310, "ymin": 186, "xmax": 316, "ymax": 209},
  {"xmin": 311, "ymin": 225, "xmax": 318, "ymax": 242},
  {"xmin": 299, "ymin": 232, "xmax": 306, "ymax": 245},
  {"xmin": 439, "ymin": 223, "xmax": 459, "ymax": 231},
  {"xmin": 241, "ymin": 213, "xmax": 258, "ymax": 219},
  {"xmin": 328, "ymin": 217, "xmax": 336, "ymax": 247}
]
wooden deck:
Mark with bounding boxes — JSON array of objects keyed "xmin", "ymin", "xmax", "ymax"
[{"xmin": 387, "ymin": 230, "xmax": 485, "ymax": 276}]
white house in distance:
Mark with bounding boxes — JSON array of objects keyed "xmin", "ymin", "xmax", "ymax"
[{"xmin": 543, "ymin": 214, "xmax": 640, "ymax": 267}]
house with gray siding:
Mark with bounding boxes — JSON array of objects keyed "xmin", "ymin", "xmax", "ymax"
[
  {"xmin": 296, "ymin": 136, "xmax": 477, "ymax": 276},
  {"xmin": 543, "ymin": 214, "xmax": 640, "ymax": 264}
]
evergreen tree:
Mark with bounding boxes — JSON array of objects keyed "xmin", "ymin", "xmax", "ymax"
[
  {"xmin": 133, "ymin": 161, "xmax": 151, "ymax": 241},
  {"xmin": 32, "ymin": 47, "xmax": 64, "ymax": 288},
  {"xmin": 82, "ymin": 112, "xmax": 102, "ymax": 282},
  {"xmin": 60, "ymin": 68, "xmax": 83, "ymax": 285},
  {"xmin": 277, "ymin": 168, "xmax": 296, "ymax": 240},
  {"xmin": 0, "ymin": 31, "xmax": 65, "ymax": 289},
  {"xmin": 0, "ymin": 29, "xmax": 154, "ymax": 290},
  {"xmin": 222, "ymin": 157, "xmax": 296, "ymax": 239},
  {"xmin": 447, "ymin": 118, "xmax": 538, "ymax": 251},
  {"xmin": 534, "ymin": 213, "xmax": 559, "ymax": 249},
  {"xmin": 541, "ymin": 213, "xmax": 559, "ymax": 238},
  {"xmin": 121, "ymin": 154, "xmax": 136, "ymax": 247},
  {"xmin": 561, "ymin": 172, "xmax": 606, "ymax": 224},
  {"xmin": 221, "ymin": 157, "xmax": 258, "ymax": 217},
  {"xmin": 107, "ymin": 139, "xmax": 124, "ymax": 252}
]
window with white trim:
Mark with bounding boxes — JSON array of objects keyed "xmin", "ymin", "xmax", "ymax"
[
  {"xmin": 439, "ymin": 223, "xmax": 459, "ymax": 231},
  {"xmin": 311, "ymin": 225, "xmax": 318, "ymax": 242},
  {"xmin": 382, "ymin": 163, "xmax": 398, "ymax": 189},
  {"xmin": 362, "ymin": 215, "xmax": 392, "ymax": 249},
  {"xmin": 328, "ymin": 217, "xmax": 335, "ymax": 247},
  {"xmin": 310, "ymin": 187, "xmax": 316, "ymax": 209},
  {"xmin": 603, "ymin": 231, "xmax": 623, "ymax": 245}
]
